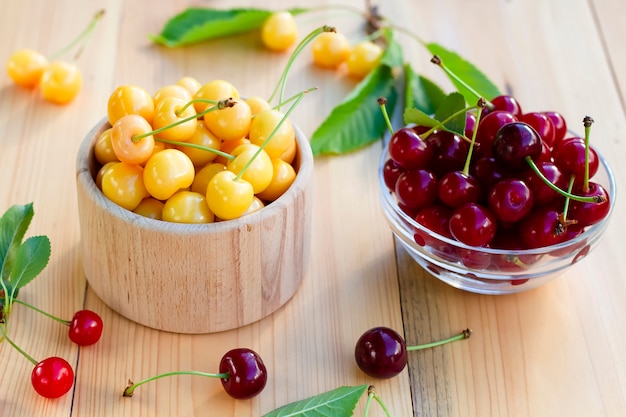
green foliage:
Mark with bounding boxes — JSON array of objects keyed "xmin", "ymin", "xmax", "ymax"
[
  {"xmin": 0, "ymin": 203, "xmax": 50, "ymax": 307},
  {"xmin": 424, "ymin": 42, "xmax": 502, "ymax": 105},
  {"xmin": 309, "ymin": 32, "xmax": 403, "ymax": 155},
  {"xmin": 151, "ymin": 7, "xmax": 308, "ymax": 47},
  {"xmin": 262, "ymin": 384, "xmax": 368, "ymax": 417},
  {"xmin": 150, "ymin": 7, "xmax": 502, "ymax": 154}
]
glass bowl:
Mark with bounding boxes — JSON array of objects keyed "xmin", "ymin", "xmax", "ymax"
[{"xmin": 378, "ymin": 144, "xmax": 616, "ymax": 295}]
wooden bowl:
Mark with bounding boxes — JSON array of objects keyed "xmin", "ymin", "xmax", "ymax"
[{"xmin": 75, "ymin": 118, "xmax": 313, "ymax": 333}]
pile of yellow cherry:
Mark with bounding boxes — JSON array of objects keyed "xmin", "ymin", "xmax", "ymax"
[{"xmin": 95, "ymin": 76, "xmax": 299, "ymax": 223}]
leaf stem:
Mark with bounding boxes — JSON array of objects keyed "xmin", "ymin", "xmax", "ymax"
[
  {"xmin": 48, "ymin": 9, "xmax": 105, "ymax": 61},
  {"xmin": 0, "ymin": 322, "xmax": 38, "ymax": 366},
  {"xmin": 123, "ymin": 370, "xmax": 229, "ymax": 397},
  {"xmin": 13, "ymin": 299, "xmax": 69, "ymax": 325},
  {"xmin": 406, "ymin": 328, "xmax": 472, "ymax": 351}
]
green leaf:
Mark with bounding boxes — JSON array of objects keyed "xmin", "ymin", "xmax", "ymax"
[
  {"xmin": 262, "ymin": 384, "xmax": 368, "ymax": 417},
  {"xmin": 404, "ymin": 63, "xmax": 447, "ymax": 115},
  {"xmin": 309, "ymin": 33, "xmax": 403, "ymax": 156},
  {"xmin": 0, "ymin": 203, "xmax": 34, "ymax": 282},
  {"xmin": 424, "ymin": 42, "xmax": 502, "ymax": 105},
  {"xmin": 151, "ymin": 7, "xmax": 307, "ymax": 47},
  {"xmin": 433, "ymin": 92, "xmax": 467, "ymax": 134},
  {"xmin": 403, "ymin": 107, "xmax": 439, "ymax": 128},
  {"xmin": 8, "ymin": 235, "xmax": 50, "ymax": 291}
]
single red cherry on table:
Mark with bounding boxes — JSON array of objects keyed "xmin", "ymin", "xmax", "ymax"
[
  {"xmin": 68, "ymin": 309, "xmax": 104, "ymax": 346},
  {"xmin": 354, "ymin": 326, "xmax": 472, "ymax": 379},
  {"xmin": 31, "ymin": 357, "xmax": 75, "ymax": 399},
  {"xmin": 219, "ymin": 348, "xmax": 268, "ymax": 400},
  {"xmin": 123, "ymin": 347, "xmax": 267, "ymax": 400}
]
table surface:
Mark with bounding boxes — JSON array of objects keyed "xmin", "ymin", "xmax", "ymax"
[{"xmin": 1, "ymin": 0, "xmax": 625, "ymax": 416}]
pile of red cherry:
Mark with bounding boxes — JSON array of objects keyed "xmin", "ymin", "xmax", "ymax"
[{"xmin": 382, "ymin": 95, "xmax": 611, "ymax": 269}]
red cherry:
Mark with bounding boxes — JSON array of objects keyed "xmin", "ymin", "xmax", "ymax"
[
  {"xmin": 553, "ymin": 138, "xmax": 599, "ymax": 180},
  {"xmin": 448, "ymin": 203, "xmax": 497, "ymax": 246},
  {"xmin": 518, "ymin": 112, "xmax": 556, "ymax": 148},
  {"xmin": 395, "ymin": 169, "xmax": 438, "ymax": 210},
  {"xmin": 487, "ymin": 178, "xmax": 534, "ymax": 223},
  {"xmin": 354, "ymin": 326, "xmax": 407, "ymax": 379},
  {"xmin": 543, "ymin": 111, "xmax": 568, "ymax": 145},
  {"xmin": 568, "ymin": 182, "xmax": 611, "ymax": 227},
  {"xmin": 382, "ymin": 158, "xmax": 404, "ymax": 191},
  {"xmin": 218, "ymin": 348, "xmax": 267, "ymax": 400},
  {"xmin": 437, "ymin": 171, "xmax": 482, "ymax": 208},
  {"xmin": 388, "ymin": 127, "xmax": 433, "ymax": 170},
  {"xmin": 484, "ymin": 95, "xmax": 523, "ymax": 117},
  {"xmin": 475, "ymin": 110, "xmax": 517, "ymax": 158},
  {"xmin": 519, "ymin": 207, "xmax": 567, "ymax": 248},
  {"xmin": 68, "ymin": 310, "xmax": 103, "ymax": 346},
  {"xmin": 31, "ymin": 357, "xmax": 74, "ymax": 399},
  {"xmin": 492, "ymin": 121, "xmax": 543, "ymax": 171}
]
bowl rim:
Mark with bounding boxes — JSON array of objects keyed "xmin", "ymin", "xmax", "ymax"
[
  {"xmin": 76, "ymin": 117, "xmax": 314, "ymax": 234},
  {"xmin": 378, "ymin": 143, "xmax": 617, "ymax": 256}
]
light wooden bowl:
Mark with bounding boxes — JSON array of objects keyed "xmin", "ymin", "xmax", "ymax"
[{"xmin": 75, "ymin": 118, "xmax": 313, "ymax": 333}]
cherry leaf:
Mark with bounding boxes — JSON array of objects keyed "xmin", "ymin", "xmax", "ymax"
[
  {"xmin": 262, "ymin": 384, "xmax": 368, "ymax": 417},
  {"xmin": 151, "ymin": 7, "xmax": 307, "ymax": 47},
  {"xmin": 433, "ymin": 92, "xmax": 467, "ymax": 134},
  {"xmin": 404, "ymin": 62, "xmax": 447, "ymax": 115},
  {"xmin": 424, "ymin": 42, "xmax": 502, "ymax": 104},
  {"xmin": 0, "ymin": 203, "xmax": 34, "ymax": 282},
  {"xmin": 309, "ymin": 33, "xmax": 403, "ymax": 156},
  {"xmin": 9, "ymin": 235, "xmax": 51, "ymax": 292}
]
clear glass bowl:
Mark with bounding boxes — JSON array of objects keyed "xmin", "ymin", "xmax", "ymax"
[{"xmin": 378, "ymin": 145, "xmax": 616, "ymax": 295}]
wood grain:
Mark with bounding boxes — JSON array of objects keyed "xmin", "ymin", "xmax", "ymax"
[{"xmin": 1, "ymin": 0, "xmax": 625, "ymax": 416}]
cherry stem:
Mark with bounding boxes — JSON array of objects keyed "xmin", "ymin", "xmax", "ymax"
[
  {"xmin": 363, "ymin": 385, "xmax": 394, "ymax": 417},
  {"xmin": 234, "ymin": 87, "xmax": 315, "ymax": 182},
  {"xmin": 268, "ymin": 25, "xmax": 333, "ymax": 109},
  {"xmin": 378, "ymin": 97, "xmax": 394, "ymax": 136},
  {"xmin": 421, "ymin": 104, "xmax": 478, "ymax": 141},
  {"xmin": 555, "ymin": 176, "xmax": 579, "ymax": 236},
  {"xmin": 462, "ymin": 98, "xmax": 487, "ymax": 175},
  {"xmin": 406, "ymin": 328, "xmax": 472, "ymax": 351},
  {"xmin": 524, "ymin": 156, "xmax": 604, "ymax": 203},
  {"xmin": 132, "ymin": 97, "xmax": 235, "ymax": 145},
  {"xmin": 123, "ymin": 370, "xmax": 230, "ymax": 397},
  {"xmin": 0, "ymin": 322, "xmax": 38, "ymax": 366},
  {"xmin": 48, "ymin": 9, "xmax": 105, "ymax": 61},
  {"xmin": 12, "ymin": 299, "xmax": 70, "ymax": 326},
  {"xmin": 582, "ymin": 115, "xmax": 594, "ymax": 192},
  {"xmin": 430, "ymin": 55, "xmax": 494, "ymax": 110}
]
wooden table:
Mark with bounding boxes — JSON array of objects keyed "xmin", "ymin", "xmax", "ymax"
[{"xmin": 1, "ymin": 0, "xmax": 625, "ymax": 415}]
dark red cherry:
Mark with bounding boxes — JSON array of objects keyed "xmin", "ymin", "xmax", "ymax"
[
  {"xmin": 519, "ymin": 207, "xmax": 567, "ymax": 248},
  {"xmin": 448, "ymin": 203, "xmax": 497, "ymax": 246},
  {"xmin": 484, "ymin": 95, "xmax": 523, "ymax": 117},
  {"xmin": 487, "ymin": 178, "xmax": 534, "ymax": 223},
  {"xmin": 474, "ymin": 110, "xmax": 517, "ymax": 158},
  {"xmin": 437, "ymin": 171, "xmax": 482, "ymax": 208},
  {"xmin": 553, "ymin": 138, "xmax": 599, "ymax": 180},
  {"xmin": 219, "ymin": 348, "xmax": 267, "ymax": 400},
  {"xmin": 354, "ymin": 326, "xmax": 408, "ymax": 379},
  {"xmin": 382, "ymin": 158, "xmax": 404, "ymax": 191},
  {"xmin": 568, "ymin": 182, "xmax": 610, "ymax": 227},
  {"xmin": 518, "ymin": 112, "xmax": 556, "ymax": 148},
  {"xmin": 519, "ymin": 161, "xmax": 567, "ymax": 207},
  {"xmin": 395, "ymin": 169, "xmax": 438, "ymax": 210},
  {"xmin": 470, "ymin": 156, "xmax": 510, "ymax": 189},
  {"xmin": 465, "ymin": 111, "xmax": 477, "ymax": 139},
  {"xmin": 425, "ymin": 130, "xmax": 469, "ymax": 177},
  {"xmin": 388, "ymin": 127, "xmax": 433, "ymax": 170},
  {"xmin": 68, "ymin": 309, "xmax": 104, "ymax": 346},
  {"xmin": 492, "ymin": 122, "xmax": 543, "ymax": 171},
  {"xmin": 543, "ymin": 111, "xmax": 568, "ymax": 145}
]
